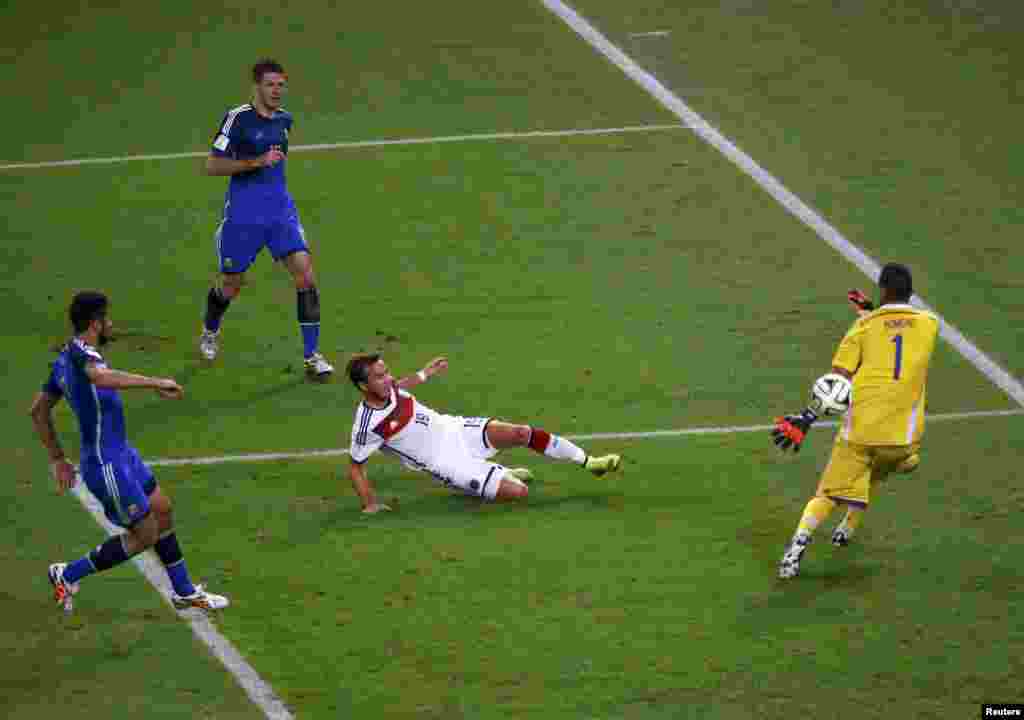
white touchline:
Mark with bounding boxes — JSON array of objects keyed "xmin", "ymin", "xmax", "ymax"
[
  {"xmin": 0, "ymin": 124, "xmax": 685, "ymax": 171},
  {"xmin": 70, "ymin": 482, "xmax": 294, "ymax": 720},
  {"xmin": 539, "ymin": 0, "xmax": 1024, "ymax": 408},
  {"xmin": 143, "ymin": 408, "xmax": 1023, "ymax": 468}
]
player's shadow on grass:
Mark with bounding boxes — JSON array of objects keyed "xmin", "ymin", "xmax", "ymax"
[
  {"xmin": 765, "ymin": 559, "xmax": 882, "ymax": 599},
  {"xmin": 347, "ymin": 490, "xmax": 633, "ymax": 525},
  {"xmin": 813, "ymin": 559, "xmax": 883, "ymax": 587},
  {"xmin": 315, "ymin": 489, "xmax": 635, "ymax": 534},
  {"xmin": 738, "ymin": 562, "xmax": 883, "ymax": 628}
]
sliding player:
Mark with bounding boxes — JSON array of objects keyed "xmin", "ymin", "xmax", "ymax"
[
  {"xmin": 345, "ymin": 354, "xmax": 622, "ymax": 512},
  {"xmin": 772, "ymin": 263, "xmax": 939, "ymax": 579}
]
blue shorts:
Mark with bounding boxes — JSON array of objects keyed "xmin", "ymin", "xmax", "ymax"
[
  {"xmin": 81, "ymin": 447, "xmax": 156, "ymax": 528},
  {"xmin": 215, "ymin": 217, "xmax": 308, "ymax": 273}
]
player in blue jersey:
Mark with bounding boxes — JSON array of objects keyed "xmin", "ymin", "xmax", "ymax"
[
  {"xmin": 199, "ymin": 58, "xmax": 334, "ymax": 379},
  {"xmin": 31, "ymin": 292, "xmax": 229, "ymax": 612}
]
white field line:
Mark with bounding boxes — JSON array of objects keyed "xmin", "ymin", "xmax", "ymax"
[
  {"xmin": 0, "ymin": 124, "xmax": 685, "ymax": 171},
  {"xmin": 629, "ymin": 30, "xmax": 671, "ymax": 38},
  {"xmin": 144, "ymin": 408, "xmax": 1023, "ymax": 468},
  {"xmin": 70, "ymin": 482, "xmax": 294, "ymax": 720},
  {"xmin": 539, "ymin": 0, "xmax": 1024, "ymax": 408}
]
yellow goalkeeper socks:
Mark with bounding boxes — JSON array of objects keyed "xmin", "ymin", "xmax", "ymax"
[
  {"xmin": 838, "ymin": 507, "xmax": 864, "ymax": 533},
  {"xmin": 795, "ymin": 496, "xmax": 836, "ymax": 537}
]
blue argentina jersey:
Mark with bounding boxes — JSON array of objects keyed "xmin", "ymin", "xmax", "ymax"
[
  {"xmin": 211, "ymin": 103, "xmax": 297, "ymax": 223},
  {"xmin": 43, "ymin": 339, "xmax": 128, "ymax": 461}
]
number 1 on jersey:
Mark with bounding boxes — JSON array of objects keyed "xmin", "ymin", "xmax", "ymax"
[{"xmin": 892, "ymin": 334, "xmax": 903, "ymax": 380}]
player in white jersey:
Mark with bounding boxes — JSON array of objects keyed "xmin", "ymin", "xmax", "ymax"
[{"xmin": 345, "ymin": 354, "xmax": 623, "ymax": 513}]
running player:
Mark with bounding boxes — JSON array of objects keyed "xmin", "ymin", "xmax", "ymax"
[
  {"xmin": 33, "ymin": 291, "xmax": 229, "ymax": 611},
  {"xmin": 345, "ymin": 354, "xmax": 622, "ymax": 512},
  {"xmin": 772, "ymin": 264, "xmax": 939, "ymax": 579},
  {"xmin": 199, "ymin": 58, "xmax": 333, "ymax": 379}
]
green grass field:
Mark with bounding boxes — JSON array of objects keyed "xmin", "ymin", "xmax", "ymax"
[{"xmin": 2, "ymin": 1, "xmax": 1021, "ymax": 718}]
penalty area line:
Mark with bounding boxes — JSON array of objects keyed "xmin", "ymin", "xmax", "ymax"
[
  {"xmin": 0, "ymin": 124, "xmax": 686, "ymax": 171},
  {"xmin": 145, "ymin": 408, "xmax": 1024, "ymax": 468},
  {"xmin": 69, "ymin": 482, "xmax": 294, "ymax": 720}
]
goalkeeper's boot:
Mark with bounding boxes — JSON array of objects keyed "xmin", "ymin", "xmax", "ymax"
[
  {"xmin": 48, "ymin": 563, "xmax": 79, "ymax": 614},
  {"xmin": 171, "ymin": 584, "xmax": 230, "ymax": 611},
  {"xmin": 585, "ymin": 454, "xmax": 622, "ymax": 477},
  {"xmin": 304, "ymin": 352, "xmax": 334, "ymax": 381},
  {"xmin": 199, "ymin": 329, "xmax": 220, "ymax": 361},
  {"xmin": 895, "ymin": 453, "xmax": 920, "ymax": 474},
  {"xmin": 831, "ymin": 525, "xmax": 853, "ymax": 548},
  {"xmin": 507, "ymin": 468, "xmax": 534, "ymax": 485},
  {"xmin": 778, "ymin": 532, "xmax": 811, "ymax": 579}
]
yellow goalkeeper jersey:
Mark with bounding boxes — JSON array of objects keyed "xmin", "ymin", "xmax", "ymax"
[{"xmin": 832, "ymin": 303, "xmax": 940, "ymax": 446}]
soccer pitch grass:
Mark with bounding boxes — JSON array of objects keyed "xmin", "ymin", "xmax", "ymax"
[
  {"xmin": 6, "ymin": 419, "xmax": 1022, "ymax": 718},
  {"xmin": 3, "ymin": 0, "xmax": 1023, "ymax": 717}
]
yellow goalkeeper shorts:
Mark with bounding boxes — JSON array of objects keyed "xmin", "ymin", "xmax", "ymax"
[{"xmin": 816, "ymin": 435, "xmax": 921, "ymax": 506}]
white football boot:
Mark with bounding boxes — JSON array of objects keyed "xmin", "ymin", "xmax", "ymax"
[
  {"xmin": 831, "ymin": 524, "xmax": 853, "ymax": 547},
  {"xmin": 304, "ymin": 352, "xmax": 334, "ymax": 379},
  {"xmin": 199, "ymin": 329, "xmax": 220, "ymax": 361},
  {"xmin": 48, "ymin": 563, "xmax": 79, "ymax": 613},
  {"xmin": 171, "ymin": 584, "xmax": 230, "ymax": 611},
  {"xmin": 778, "ymin": 532, "xmax": 811, "ymax": 579}
]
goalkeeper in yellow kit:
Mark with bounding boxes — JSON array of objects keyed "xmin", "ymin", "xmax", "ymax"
[{"xmin": 773, "ymin": 263, "xmax": 939, "ymax": 579}]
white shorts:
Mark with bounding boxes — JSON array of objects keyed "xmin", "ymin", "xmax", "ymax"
[
  {"xmin": 428, "ymin": 417, "xmax": 505, "ymax": 500},
  {"xmin": 455, "ymin": 417, "xmax": 500, "ymax": 461}
]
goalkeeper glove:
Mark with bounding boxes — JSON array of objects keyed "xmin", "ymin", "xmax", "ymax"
[
  {"xmin": 847, "ymin": 289, "xmax": 874, "ymax": 313},
  {"xmin": 771, "ymin": 408, "xmax": 818, "ymax": 453}
]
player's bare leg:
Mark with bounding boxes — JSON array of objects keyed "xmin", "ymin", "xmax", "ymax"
[
  {"xmin": 484, "ymin": 421, "xmax": 621, "ymax": 477},
  {"xmin": 283, "ymin": 250, "xmax": 333, "ymax": 379},
  {"xmin": 200, "ymin": 272, "xmax": 245, "ymax": 360},
  {"xmin": 494, "ymin": 473, "xmax": 530, "ymax": 500}
]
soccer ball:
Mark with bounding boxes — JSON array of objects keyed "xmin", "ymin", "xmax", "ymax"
[{"xmin": 811, "ymin": 373, "xmax": 852, "ymax": 416}]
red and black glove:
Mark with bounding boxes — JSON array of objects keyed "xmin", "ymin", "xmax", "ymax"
[
  {"xmin": 771, "ymin": 409, "xmax": 818, "ymax": 453},
  {"xmin": 847, "ymin": 289, "xmax": 875, "ymax": 313}
]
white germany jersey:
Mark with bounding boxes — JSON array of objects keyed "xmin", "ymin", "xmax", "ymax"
[{"xmin": 349, "ymin": 385, "xmax": 452, "ymax": 471}]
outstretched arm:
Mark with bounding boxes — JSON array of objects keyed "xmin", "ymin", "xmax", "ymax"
[
  {"xmin": 85, "ymin": 365, "xmax": 184, "ymax": 399},
  {"xmin": 28, "ymin": 392, "xmax": 76, "ymax": 493},
  {"xmin": 395, "ymin": 356, "xmax": 448, "ymax": 390},
  {"xmin": 349, "ymin": 460, "xmax": 391, "ymax": 513}
]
